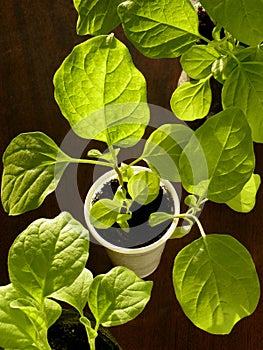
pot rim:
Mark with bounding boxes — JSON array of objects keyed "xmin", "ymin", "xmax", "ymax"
[{"xmin": 84, "ymin": 166, "xmax": 180, "ymax": 254}]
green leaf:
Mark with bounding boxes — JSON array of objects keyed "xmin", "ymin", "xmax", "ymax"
[
  {"xmin": 89, "ymin": 198, "xmax": 122, "ymax": 229},
  {"xmin": 200, "ymin": 0, "xmax": 263, "ymax": 45},
  {"xmin": 226, "ymin": 174, "xmax": 261, "ymax": 213},
  {"xmin": 142, "ymin": 124, "xmax": 194, "ymax": 182},
  {"xmin": 180, "ymin": 108, "xmax": 255, "ymax": 202},
  {"xmin": 1, "ymin": 132, "xmax": 71, "ymax": 215},
  {"xmin": 171, "ymin": 78, "xmax": 212, "ymax": 121},
  {"xmin": 222, "ymin": 61, "xmax": 263, "ymax": 142},
  {"xmin": 88, "ymin": 148, "xmax": 120, "ymax": 162},
  {"xmin": 148, "ymin": 211, "xmax": 174, "ymax": 227},
  {"xmin": 44, "ymin": 298, "xmax": 62, "ymax": 328},
  {"xmin": 54, "ymin": 35, "xmax": 149, "ymax": 146},
  {"xmin": 8, "ymin": 212, "xmax": 89, "ymax": 303},
  {"xmin": 181, "ymin": 45, "xmax": 220, "ymax": 79},
  {"xmin": 0, "ymin": 285, "xmax": 38, "ymax": 349},
  {"xmin": 170, "ymin": 225, "xmax": 192, "ymax": 239},
  {"xmin": 173, "ymin": 234, "xmax": 260, "ymax": 334},
  {"xmin": 88, "ymin": 266, "xmax": 153, "ymax": 327},
  {"xmin": 118, "ymin": 0, "xmax": 200, "ymax": 58},
  {"xmin": 74, "ymin": 0, "xmax": 123, "ymax": 35},
  {"xmin": 52, "ymin": 268, "xmax": 93, "ymax": 315},
  {"xmin": 127, "ymin": 170, "xmax": 160, "ymax": 205}
]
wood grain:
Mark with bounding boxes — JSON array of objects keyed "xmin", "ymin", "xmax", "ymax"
[{"xmin": 0, "ymin": 2, "xmax": 262, "ymax": 349}]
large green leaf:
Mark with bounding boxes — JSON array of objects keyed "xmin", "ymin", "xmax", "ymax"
[
  {"xmin": 171, "ymin": 78, "xmax": 212, "ymax": 121},
  {"xmin": 226, "ymin": 173, "xmax": 261, "ymax": 213},
  {"xmin": 118, "ymin": 0, "xmax": 200, "ymax": 58},
  {"xmin": 222, "ymin": 60, "xmax": 263, "ymax": 143},
  {"xmin": 1, "ymin": 132, "xmax": 71, "ymax": 215},
  {"xmin": 142, "ymin": 124, "xmax": 194, "ymax": 182},
  {"xmin": 173, "ymin": 234, "xmax": 260, "ymax": 334},
  {"xmin": 54, "ymin": 35, "xmax": 149, "ymax": 146},
  {"xmin": 88, "ymin": 266, "xmax": 153, "ymax": 327},
  {"xmin": 181, "ymin": 45, "xmax": 220, "ymax": 79},
  {"xmin": 74, "ymin": 0, "xmax": 123, "ymax": 35},
  {"xmin": 180, "ymin": 108, "xmax": 255, "ymax": 202},
  {"xmin": 0, "ymin": 285, "xmax": 38, "ymax": 349},
  {"xmin": 52, "ymin": 268, "xmax": 93, "ymax": 315},
  {"xmin": 8, "ymin": 212, "xmax": 89, "ymax": 303},
  {"xmin": 200, "ymin": 0, "xmax": 263, "ymax": 45}
]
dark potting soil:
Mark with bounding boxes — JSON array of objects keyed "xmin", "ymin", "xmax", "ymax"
[
  {"xmin": 48, "ymin": 310, "xmax": 120, "ymax": 350},
  {"xmin": 93, "ymin": 179, "xmax": 175, "ymax": 248}
]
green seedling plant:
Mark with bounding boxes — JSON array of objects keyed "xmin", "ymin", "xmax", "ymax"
[
  {"xmin": 0, "ymin": 212, "xmax": 152, "ymax": 350},
  {"xmin": 1, "ymin": 31, "xmax": 261, "ymax": 335},
  {"xmin": 73, "ymin": 0, "xmax": 263, "ymax": 143}
]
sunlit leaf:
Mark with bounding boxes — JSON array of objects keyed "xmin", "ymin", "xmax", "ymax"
[
  {"xmin": 8, "ymin": 212, "xmax": 89, "ymax": 303},
  {"xmin": 200, "ymin": 0, "xmax": 263, "ymax": 45},
  {"xmin": 88, "ymin": 266, "xmax": 153, "ymax": 327},
  {"xmin": 171, "ymin": 78, "xmax": 212, "ymax": 121},
  {"xmin": 54, "ymin": 35, "xmax": 149, "ymax": 146},
  {"xmin": 1, "ymin": 132, "xmax": 71, "ymax": 215},
  {"xmin": 180, "ymin": 108, "xmax": 255, "ymax": 202},
  {"xmin": 74, "ymin": 0, "xmax": 123, "ymax": 35},
  {"xmin": 181, "ymin": 45, "xmax": 220, "ymax": 79},
  {"xmin": 226, "ymin": 174, "xmax": 261, "ymax": 213},
  {"xmin": 127, "ymin": 170, "xmax": 160, "ymax": 205},
  {"xmin": 118, "ymin": 0, "xmax": 200, "ymax": 58},
  {"xmin": 142, "ymin": 124, "xmax": 194, "ymax": 182},
  {"xmin": 173, "ymin": 234, "xmax": 260, "ymax": 334}
]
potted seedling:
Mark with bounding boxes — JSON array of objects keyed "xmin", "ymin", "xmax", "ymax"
[
  {"xmin": 0, "ymin": 212, "xmax": 152, "ymax": 350},
  {"xmin": 1, "ymin": 31, "xmax": 261, "ymax": 335}
]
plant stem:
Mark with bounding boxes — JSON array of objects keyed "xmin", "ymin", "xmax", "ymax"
[
  {"xmin": 175, "ymin": 213, "xmax": 206, "ymax": 238},
  {"xmin": 71, "ymin": 157, "xmax": 114, "ymax": 168}
]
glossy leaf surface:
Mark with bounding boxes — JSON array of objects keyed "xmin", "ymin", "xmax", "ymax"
[
  {"xmin": 118, "ymin": 0, "xmax": 200, "ymax": 58},
  {"xmin": 173, "ymin": 234, "xmax": 260, "ymax": 334},
  {"xmin": 200, "ymin": 0, "xmax": 263, "ymax": 45}
]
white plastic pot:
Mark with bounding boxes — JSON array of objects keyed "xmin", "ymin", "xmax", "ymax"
[{"xmin": 84, "ymin": 166, "xmax": 180, "ymax": 278}]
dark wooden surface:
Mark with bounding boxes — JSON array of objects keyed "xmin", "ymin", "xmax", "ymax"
[{"xmin": 1, "ymin": 2, "xmax": 262, "ymax": 349}]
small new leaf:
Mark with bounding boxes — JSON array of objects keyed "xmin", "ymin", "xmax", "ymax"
[
  {"xmin": 149, "ymin": 212, "xmax": 174, "ymax": 227},
  {"xmin": 127, "ymin": 170, "xmax": 160, "ymax": 205},
  {"xmin": 89, "ymin": 198, "xmax": 121, "ymax": 229}
]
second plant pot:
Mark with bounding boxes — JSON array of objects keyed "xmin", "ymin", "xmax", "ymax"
[{"xmin": 84, "ymin": 166, "xmax": 180, "ymax": 278}]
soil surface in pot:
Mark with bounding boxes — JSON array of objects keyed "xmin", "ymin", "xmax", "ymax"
[
  {"xmin": 93, "ymin": 179, "xmax": 175, "ymax": 248},
  {"xmin": 48, "ymin": 310, "xmax": 120, "ymax": 350}
]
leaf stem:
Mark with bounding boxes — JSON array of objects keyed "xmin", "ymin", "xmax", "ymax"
[
  {"xmin": 71, "ymin": 157, "xmax": 114, "ymax": 168},
  {"xmin": 175, "ymin": 213, "xmax": 206, "ymax": 238}
]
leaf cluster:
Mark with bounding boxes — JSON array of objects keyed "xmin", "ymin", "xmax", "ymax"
[{"xmin": 0, "ymin": 213, "xmax": 152, "ymax": 350}]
